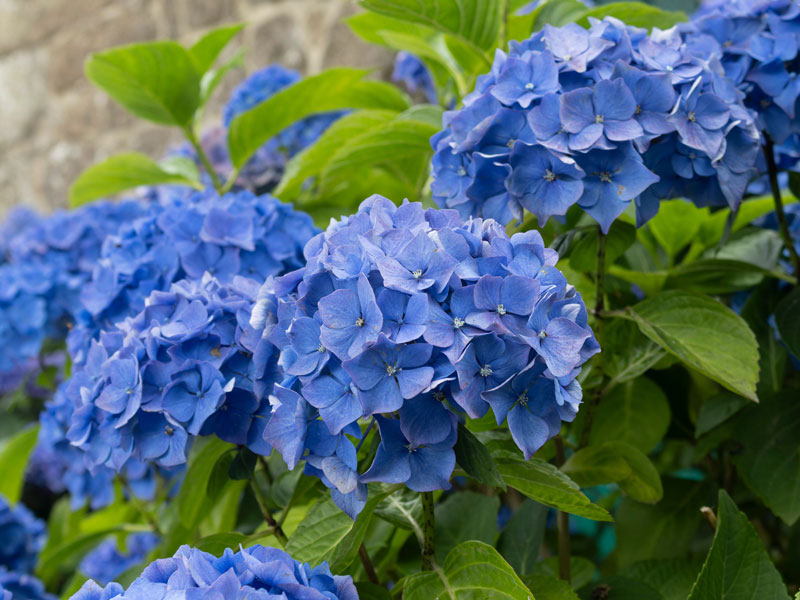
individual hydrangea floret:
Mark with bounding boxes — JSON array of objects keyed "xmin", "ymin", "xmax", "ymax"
[
  {"xmin": 430, "ymin": 16, "xmax": 760, "ymax": 231},
  {"xmin": 0, "ymin": 569, "xmax": 55, "ymax": 600},
  {"xmin": 70, "ymin": 544, "xmax": 358, "ymax": 600},
  {"xmin": 0, "ymin": 494, "xmax": 46, "ymax": 574},
  {"xmin": 251, "ymin": 195, "xmax": 598, "ymax": 517}
]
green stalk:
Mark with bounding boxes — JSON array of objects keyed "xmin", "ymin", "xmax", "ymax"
[
  {"xmin": 183, "ymin": 125, "xmax": 224, "ymax": 194},
  {"xmin": 554, "ymin": 436, "xmax": 571, "ymax": 583},
  {"xmin": 421, "ymin": 491, "xmax": 436, "ymax": 571},
  {"xmin": 763, "ymin": 137, "xmax": 800, "ymax": 280}
]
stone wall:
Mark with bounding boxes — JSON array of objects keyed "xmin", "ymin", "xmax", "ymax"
[{"xmin": 0, "ymin": 0, "xmax": 394, "ymax": 216}]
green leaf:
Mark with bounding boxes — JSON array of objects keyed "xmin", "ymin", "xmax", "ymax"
[
  {"xmin": 357, "ymin": 0, "xmax": 503, "ymax": 51},
  {"xmin": 615, "ymin": 478, "xmax": 707, "ymax": 568},
  {"xmin": 177, "ymin": 438, "xmax": 234, "ymax": 529},
  {"xmin": 227, "ymin": 68, "xmax": 409, "ymax": 168},
  {"xmin": 435, "ymin": 491, "xmax": 499, "ymax": 563},
  {"xmin": 576, "ymin": 2, "xmax": 687, "ymax": 29},
  {"xmin": 355, "ymin": 582, "xmax": 392, "ymax": 600},
  {"xmin": 199, "ymin": 48, "xmax": 244, "ymax": 107},
  {"xmin": 189, "ymin": 23, "xmax": 244, "ymax": 74},
  {"xmin": 86, "ymin": 41, "xmax": 201, "ymax": 126},
  {"xmin": 328, "ymin": 485, "xmax": 398, "ymax": 572},
  {"xmin": 694, "ymin": 393, "xmax": 751, "ymax": 437},
  {"xmin": 775, "ymin": 287, "xmax": 800, "ymax": 359},
  {"xmin": 453, "ymin": 423, "xmax": 506, "ymax": 490},
  {"xmin": 523, "ymin": 575, "xmax": 580, "ymax": 600},
  {"xmin": 69, "ymin": 152, "xmax": 203, "ymax": 207},
  {"xmin": 600, "ymin": 319, "xmax": 666, "ymax": 388},
  {"xmin": 562, "ymin": 441, "xmax": 663, "ymax": 504},
  {"xmin": 741, "ymin": 281, "xmax": 789, "ymax": 397},
  {"xmin": 194, "ymin": 532, "xmax": 248, "ymax": 554},
  {"xmin": 319, "ymin": 115, "xmax": 439, "ymax": 188},
  {"xmin": 532, "ymin": 557, "xmax": 596, "ymax": 590},
  {"xmin": 403, "ymin": 541, "xmax": 533, "ymax": 600},
  {"xmin": 623, "ymin": 290, "xmax": 759, "ymax": 401},
  {"xmin": 664, "ymin": 259, "xmax": 771, "ymax": 295},
  {"xmin": 285, "ymin": 495, "xmax": 356, "ymax": 565},
  {"xmin": 228, "ymin": 446, "xmax": 258, "ymax": 480},
  {"xmin": 275, "ymin": 110, "xmax": 398, "ymax": 199},
  {"xmin": 496, "ymin": 457, "xmax": 613, "ymax": 521},
  {"xmin": 688, "ymin": 490, "xmax": 790, "ymax": 599},
  {"xmin": 498, "ymin": 499, "xmax": 548, "ymax": 576},
  {"xmin": 590, "ymin": 377, "xmax": 670, "ymax": 453},
  {"xmin": 375, "ymin": 487, "xmax": 423, "ymax": 533},
  {"xmin": 622, "ymin": 559, "xmax": 702, "ymax": 600},
  {"xmin": 39, "ymin": 527, "xmax": 130, "ymax": 586},
  {"xmin": 0, "ymin": 425, "xmax": 38, "ymax": 504},
  {"xmin": 733, "ymin": 394, "xmax": 800, "ymax": 525},
  {"xmin": 645, "ymin": 200, "xmax": 702, "ymax": 261}
]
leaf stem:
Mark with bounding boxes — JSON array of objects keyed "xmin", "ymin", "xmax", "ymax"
[
  {"xmin": 249, "ymin": 460, "xmax": 288, "ymax": 546},
  {"xmin": 221, "ymin": 166, "xmax": 241, "ymax": 194},
  {"xmin": 183, "ymin": 125, "xmax": 224, "ymax": 193},
  {"xmin": 358, "ymin": 543, "xmax": 380, "ymax": 585},
  {"xmin": 553, "ymin": 436, "xmax": 571, "ymax": 583},
  {"xmin": 421, "ymin": 491, "xmax": 436, "ymax": 571},
  {"xmin": 120, "ymin": 476, "xmax": 163, "ymax": 536},
  {"xmin": 763, "ymin": 136, "xmax": 800, "ymax": 280}
]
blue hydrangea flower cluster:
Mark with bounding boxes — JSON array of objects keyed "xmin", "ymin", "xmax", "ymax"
[
  {"xmin": 78, "ymin": 533, "xmax": 159, "ymax": 585},
  {"xmin": 0, "ymin": 569, "xmax": 55, "ymax": 600},
  {"xmin": 685, "ymin": 0, "xmax": 800, "ymax": 177},
  {"xmin": 32, "ymin": 188, "xmax": 316, "ymax": 507},
  {"xmin": 0, "ymin": 494, "xmax": 45, "ymax": 574},
  {"xmin": 392, "ymin": 52, "xmax": 439, "ymax": 105},
  {"xmin": 60, "ymin": 273, "xmax": 275, "ymax": 475},
  {"xmin": 0, "ymin": 201, "xmax": 145, "ymax": 387},
  {"xmin": 251, "ymin": 195, "xmax": 598, "ymax": 517},
  {"xmin": 430, "ymin": 16, "xmax": 760, "ymax": 232},
  {"xmin": 70, "ymin": 544, "xmax": 357, "ymax": 600}
]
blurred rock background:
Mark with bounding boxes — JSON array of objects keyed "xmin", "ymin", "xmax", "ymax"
[{"xmin": 0, "ymin": 0, "xmax": 394, "ymax": 216}]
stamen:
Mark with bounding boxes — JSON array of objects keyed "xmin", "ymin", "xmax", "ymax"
[{"xmin": 479, "ymin": 365, "xmax": 493, "ymax": 377}]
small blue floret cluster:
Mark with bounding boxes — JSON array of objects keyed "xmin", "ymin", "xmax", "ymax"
[
  {"xmin": 0, "ymin": 493, "xmax": 53, "ymax": 600},
  {"xmin": 430, "ymin": 16, "xmax": 761, "ymax": 231},
  {"xmin": 79, "ymin": 533, "xmax": 159, "ymax": 586},
  {"xmin": 70, "ymin": 545, "xmax": 357, "ymax": 600},
  {"xmin": 251, "ymin": 195, "xmax": 598, "ymax": 516}
]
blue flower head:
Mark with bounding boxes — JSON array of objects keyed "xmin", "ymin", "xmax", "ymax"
[
  {"xmin": 0, "ymin": 570, "xmax": 55, "ymax": 600},
  {"xmin": 252, "ymin": 195, "xmax": 598, "ymax": 517},
  {"xmin": 430, "ymin": 17, "xmax": 760, "ymax": 231},
  {"xmin": 0, "ymin": 494, "xmax": 46, "ymax": 574},
  {"xmin": 69, "ymin": 544, "xmax": 358, "ymax": 600},
  {"xmin": 78, "ymin": 533, "xmax": 159, "ymax": 586}
]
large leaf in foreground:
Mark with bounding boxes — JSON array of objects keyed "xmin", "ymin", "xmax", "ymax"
[
  {"xmin": 403, "ymin": 541, "xmax": 533, "ymax": 600},
  {"xmin": 687, "ymin": 490, "xmax": 790, "ymax": 599},
  {"xmin": 624, "ymin": 291, "xmax": 759, "ymax": 401},
  {"xmin": 496, "ymin": 457, "xmax": 613, "ymax": 521},
  {"xmin": 0, "ymin": 426, "xmax": 39, "ymax": 504}
]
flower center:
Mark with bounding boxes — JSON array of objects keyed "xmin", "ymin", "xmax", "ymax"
[
  {"xmin": 496, "ymin": 304, "xmax": 507, "ymax": 316},
  {"xmin": 688, "ymin": 152, "xmax": 696, "ymax": 160},
  {"xmin": 525, "ymin": 82, "xmax": 535, "ymax": 90},
  {"xmin": 595, "ymin": 114, "xmax": 604, "ymax": 124},
  {"xmin": 355, "ymin": 317, "xmax": 365, "ymax": 327},
  {"xmin": 598, "ymin": 170, "xmax": 613, "ymax": 183},
  {"xmin": 126, "ymin": 388, "xmax": 133, "ymax": 395},
  {"xmin": 564, "ymin": 54, "xmax": 572, "ymax": 60},
  {"xmin": 165, "ymin": 426, "xmax": 175, "ymax": 436},
  {"xmin": 635, "ymin": 105, "xmax": 642, "ymax": 115},
  {"xmin": 723, "ymin": 40, "xmax": 732, "ymax": 48},
  {"xmin": 761, "ymin": 99, "xmax": 771, "ymax": 108},
  {"xmin": 479, "ymin": 364, "xmax": 493, "ymax": 377},
  {"xmin": 317, "ymin": 344, "xmax": 326, "ymax": 353},
  {"xmin": 665, "ymin": 65, "xmax": 673, "ymax": 72},
  {"xmin": 453, "ymin": 316, "xmax": 465, "ymax": 329},
  {"xmin": 433, "ymin": 391, "xmax": 446, "ymax": 402},
  {"xmin": 544, "ymin": 169, "xmax": 556, "ymax": 182},
  {"xmin": 457, "ymin": 166, "xmax": 467, "ymax": 176},
  {"xmin": 412, "ymin": 268, "xmax": 423, "ymax": 279},
  {"xmin": 386, "ymin": 364, "xmax": 400, "ymax": 376},
  {"xmin": 517, "ymin": 391, "xmax": 529, "ymax": 406},
  {"xmin": 688, "ymin": 111, "xmax": 696, "ymax": 122},
  {"xmin": 538, "ymin": 330, "xmax": 548, "ymax": 339},
  {"xmin": 506, "ymin": 138, "xmax": 516, "ymax": 148}
]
